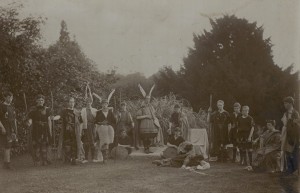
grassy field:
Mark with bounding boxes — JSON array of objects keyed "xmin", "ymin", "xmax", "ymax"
[{"xmin": 0, "ymin": 154, "xmax": 299, "ymax": 193}]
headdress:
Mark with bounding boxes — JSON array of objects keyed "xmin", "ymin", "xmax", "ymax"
[
  {"xmin": 138, "ymin": 84, "xmax": 155, "ymax": 98},
  {"xmin": 84, "ymin": 82, "xmax": 93, "ymax": 103},
  {"xmin": 93, "ymin": 89, "xmax": 115, "ymax": 105}
]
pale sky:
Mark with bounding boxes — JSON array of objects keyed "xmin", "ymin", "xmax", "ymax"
[{"xmin": 2, "ymin": 0, "xmax": 300, "ymax": 76}]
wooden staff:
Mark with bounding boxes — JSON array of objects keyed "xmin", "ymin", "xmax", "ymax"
[
  {"xmin": 50, "ymin": 91, "xmax": 58, "ymax": 161},
  {"xmin": 207, "ymin": 94, "xmax": 213, "ymax": 159},
  {"xmin": 23, "ymin": 93, "xmax": 28, "ymax": 113}
]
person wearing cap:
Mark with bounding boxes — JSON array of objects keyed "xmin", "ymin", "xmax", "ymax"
[
  {"xmin": 58, "ymin": 97, "xmax": 83, "ymax": 165},
  {"xmin": 81, "ymin": 83, "xmax": 98, "ymax": 163},
  {"xmin": 281, "ymin": 96, "xmax": 300, "ymax": 177},
  {"xmin": 252, "ymin": 120, "xmax": 281, "ymax": 173},
  {"xmin": 229, "ymin": 102, "xmax": 242, "ymax": 163},
  {"xmin": 208, "ymin": 100, "xmax": 231, "ymax": 162},
  {"xmin": 116, "ymin": 101, "xmax": 134, "ymax": 146},
  {"xmin": 0, "ymin": 91, "xmax": 18, "ymax": 170},
  {"xmin": 27, "ymin": 94, "xmax": 52, "ymax": 166},
  {"xmin": 94, "ymin": 99, "xmax": 116, "ymax": 163}
]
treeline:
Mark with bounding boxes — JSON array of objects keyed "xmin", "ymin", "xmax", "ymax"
[
  {"xmin": 153, "ymin": 15, "xmax": 299, "ymax": 125},
  {"xmin": 0, "ymin": 4, "xmax": 116, "ymax": 112}
]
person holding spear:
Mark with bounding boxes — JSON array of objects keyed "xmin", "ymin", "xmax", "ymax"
[
  {"xmin": 280, "ymin": 96, "xmax": 300, "ymax": 177},
  {"xmin": 0, "ymin": 91, "xmax": 18, "ymax": 170},
  {"xmin": 26, "ymin": 94, "xmax": 52, "ymax": 166},
  {"xmin": 208, "ymin": 99, "xmax": 231, "ymax": 162},
  {"xmin": 81, "ymin": 83, "xmax": 98, "ymax": 163}
]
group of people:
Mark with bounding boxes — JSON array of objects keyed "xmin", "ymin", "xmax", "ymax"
[
  {"xmin": 207, "ymin": 97, "xmax": 299, "ymax": 177},
  {"xmin": 0, "ymin": 85, "xmax": 299, "ymax": 178},
  {"xmin": 0, "ymin": 83, "xmax": 164, "ymax": 169}
]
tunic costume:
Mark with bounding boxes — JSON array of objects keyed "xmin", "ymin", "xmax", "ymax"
[
  {"xmin": 0, "ymin": 103, "xmax": 17, "ymax": 149},
  {"xmin": 237, "ymin": 115, "xmax": 255, "ymax": 150},
  {"xmin": 59, "ymin": 109, "xmax": 83, "ymax": 163},
  {"xmin": 137, "ymin": 104, "xmax": 159, "ymax": 150},
  {"xmin": 94, "ymin": 109, "xmax": 116, "ymax": 161},
  {"xmin": 81, "ymin": 107, "xmax": 97, "ymax": 160},
  {"xmin": 210, "ymin": 110, "xmax": 230, "ymax": 160},
  {"xmin": 281, "ymin": 109, "xmax": 299, "ymax": 174},
  {"xmin": 28, "ymin": 106, "xmax": 51, "ymax": 164},
  {"xmin": 237, "ymin": 115, "xmax": 255, "ymax": 165},
  {"xmin": 229, "ymin": 112, "xmax": 241, "ymax": 146},
  {"xmin": 229, "ymin": 112, "xmax": 241, "ymax": 162},
  {"xmin": 169, "ymin": 112, "xmax": 188, "ymax": 140},
  {"xmin": 252, "ymin": 130, "xmax": 281, "ymax": 172},
  {"xmin": 116, "ymin": 110, "xmax": 134, "ymax": 145}
]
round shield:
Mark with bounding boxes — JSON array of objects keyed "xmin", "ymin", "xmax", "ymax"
[
  {"xmin": 162, "ymin": 147, "xmax": 178, "ymax": 159},
  {"xmin": 110, "ymin": 146, "xmax": 129, "ymax": 159}
]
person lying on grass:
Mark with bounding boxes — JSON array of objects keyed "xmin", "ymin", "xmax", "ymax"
[{"xmin": 153, "ymin": 141, "xmax": 209, "ymax": 170}]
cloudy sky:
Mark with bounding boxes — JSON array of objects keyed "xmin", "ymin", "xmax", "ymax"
[{"xmin": 2, "ymin": 0, "xmax": 300, "ymax": 76}]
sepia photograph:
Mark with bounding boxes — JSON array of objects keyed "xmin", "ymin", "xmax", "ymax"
[{"xmin": 0, "ymin": 0, "xmax": 299, "ymax": 193}]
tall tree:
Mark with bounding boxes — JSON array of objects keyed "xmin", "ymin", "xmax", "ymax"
[
  {"xmin": 0, "ymin": 3, "xmax": 45, "ymax": 107},
  {"xmin": 155, "ymin": 15, "xmax": 298, "ymax": 124},
  {"xmin": 40, "ymin": 20, "xmax": 116, "ymax": 109}
]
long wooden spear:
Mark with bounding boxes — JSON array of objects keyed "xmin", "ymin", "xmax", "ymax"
[{"xmin": 207, "ymin": 94, "xmax": 213, "ymax": 160}]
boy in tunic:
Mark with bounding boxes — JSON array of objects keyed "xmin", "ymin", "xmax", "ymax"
[
  {"xmin": 0, "ymin": 92, "xmax": 17, "ymax": 170},
  {"xmin": 116, "ymin": 101, "xmax": 134, "ymax": 146},
  {"xmin": 209, "ymin": 100, "xmax": 231, "ymax": 162},
  {"xmin": 237, "ymin": 106, "xmax": 255, "ymax": 169},
  {"xmin": 27, "ymin": 94, "xmax": 52, "ymax": 166},
  {"xmin": 59, "ymin": 97, "xmax": 83, "ymax": 165},
  {"xmin": 168, "ymin": 104, "xmax": 182, "ymax": 135},
  {"xmin": 229, "ymin": 102, "xmax": 241, "ymax": 163}
]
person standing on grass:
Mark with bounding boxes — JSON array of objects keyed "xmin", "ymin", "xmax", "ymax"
[
  {"xmin": 81, "ymin": 83, "xmax": 97, "ymax": 163},
  {"xmin": 229, "ymin": 102, "xmax": 242, "ymax": 163},
  {"xmin": 94, "ymin": 99, "xmax": 116, "ymax": 163},
  {"xmin": 168, "ymin": 104, "xmax": 186, "ymax": 139},
  {"xmin": 0, "ymin": 91, "xmax": 18, "ymax": 170},
  {"xmin": 136, "ymin": 84, "xmax": 160, "ymax": 154},
  {"xmin": 237, "ymin": 106, "xmax": 255, "ymax": 170},
  {"xmin": 281, "ymin": 96, "xmax": 299, "ymax": 177},
  {"xmin": 208, "ymin": 100, "xmax": 231, "ymax": 162},
  {"xmin": 27, "ymin": 94, "xmax": 52, "ymax": 166},
  {"xmin": 58, "ymin": 97, "xmax": 84, "ymax": 165},
  {"xmin": 116, "ymin": 101, "xmax": 134, "ymax": 147}
]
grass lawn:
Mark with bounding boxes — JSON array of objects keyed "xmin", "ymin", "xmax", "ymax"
[{"xmin": 0, "ymin": 154, "xmax": 299, "ymax": 193}]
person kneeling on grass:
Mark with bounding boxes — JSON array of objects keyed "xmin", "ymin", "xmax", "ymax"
[
  {"xmin": 161, "ymin": 127, "xmax": 185, "ymax": 159},
  {"xmin": 117, "ymin": 129, "xmax": 133, "ymax": 155},
  {"xmin": 153, "ymin": 142, "xmax": 208, "ymax": 169}
]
